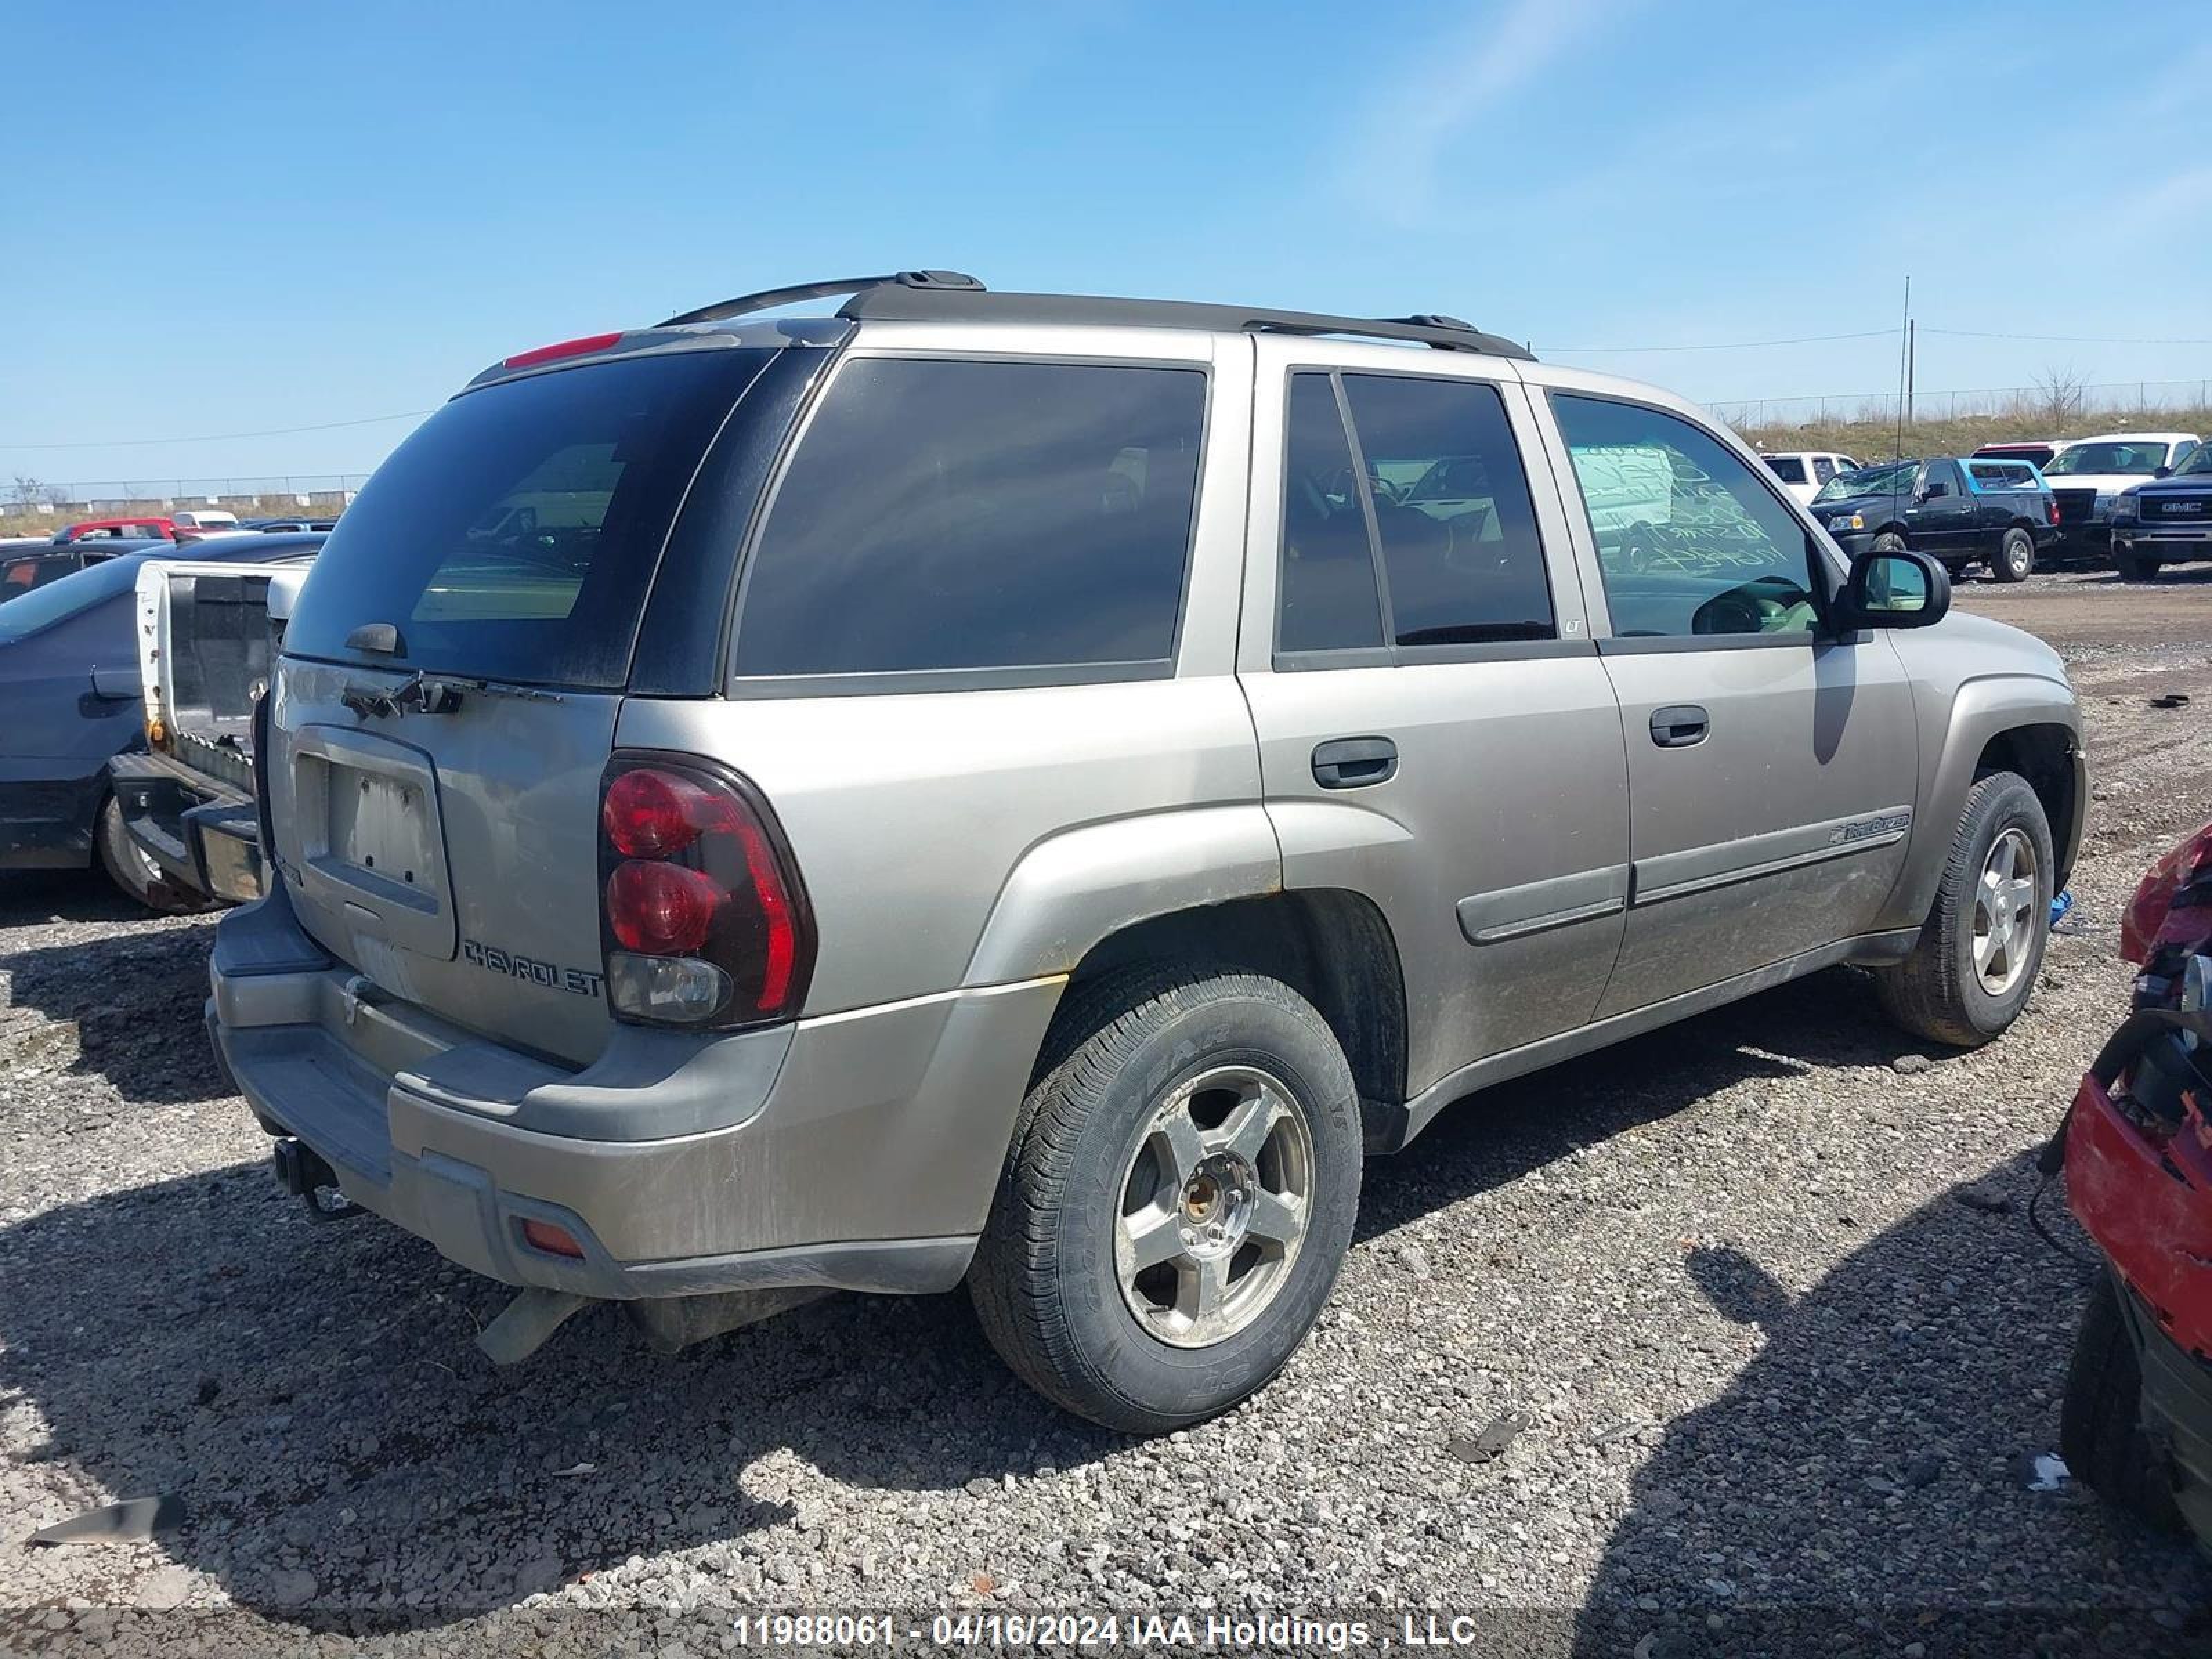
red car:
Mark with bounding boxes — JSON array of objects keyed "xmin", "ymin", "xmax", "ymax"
[
  {"xmin": 52, "ymin": 516, "xmax": 178, "ymax": 543},
  {"xmin": 2059, "ymin": 820, "xmax": 2212, "ymax": 1543}
]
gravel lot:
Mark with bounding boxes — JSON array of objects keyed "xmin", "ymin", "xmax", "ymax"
[{"xmin": 5, "ymin": 567, "xmax": 2212, "ymax": 1654}]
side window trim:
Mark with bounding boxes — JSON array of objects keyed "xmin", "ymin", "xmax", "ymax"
[
  {"xmin": 724, "ymin": 347, "xmax": 1213, "ymax": 696},
  {"xmin": 1543, "ymin": 386, "xmax": 1837, "ymax": 646},
  {"xmin": 1271, "ymin": 366, "xmax": 1578, "ymax": 671}
]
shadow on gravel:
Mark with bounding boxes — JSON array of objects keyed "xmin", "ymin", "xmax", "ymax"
[
  {"xmin": 0, "ymin": 913, "xmax": 225, "ymax": 1105},
  {"xmin": 1569, "ymin": 1150, "xmax": 2212, "ymax": 1657},
  {"xmin": 0, "ymin": 1158, "xmax": 1120, "ymax": 1624},
  {"xmin": 20, "ymin": 955, "xmax": 2201, "ymax": 1637},
  {"xmin": 0, "ymin": 869, "xmax": 140, "ymax": 928},
  {"xmin": 1356, "ymin": 964, "xmax": 1927, "ymax": 1245}
]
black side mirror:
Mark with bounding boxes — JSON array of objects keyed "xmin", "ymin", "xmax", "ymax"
[
  {"xmin": 1837, "ymin": 548, "xmax": 1949, "ymax": 630},
  {"xmin": 2154, "ymin": 466, "xmax": 2173, "ymax": 479}
]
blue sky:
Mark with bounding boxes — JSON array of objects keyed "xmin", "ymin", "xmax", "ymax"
[{"xmin": 7, "ymin": 0, "xmax": 2209, "ymax": 488}]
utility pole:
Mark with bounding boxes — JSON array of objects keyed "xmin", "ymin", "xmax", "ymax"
[{"xmin": 1906, "ymin": 319, "xmax": 1916, "ymax": 427}]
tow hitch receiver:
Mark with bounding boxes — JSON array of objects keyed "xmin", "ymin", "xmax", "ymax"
[{"xmin": 270, "ymin": 1137, "xmax": 364, "ymax": 1221}]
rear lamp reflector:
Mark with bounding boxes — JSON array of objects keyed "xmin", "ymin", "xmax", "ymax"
[
  {"xmin": 502, "ymin": 331, "xmax": 624, "ymax": 370},
  {"xmin": 520, "ymin": 1219, "xmax": 585, "ymax": 1259},
  {"xmin": 606, "ymin": 859, "xmax": 721, "ymax": 955},
  {"xmin": 602, "ymin": 766, "xmax": 702, "ymax": 858}
]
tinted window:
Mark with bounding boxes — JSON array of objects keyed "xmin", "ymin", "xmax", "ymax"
[
  {"xmin": 285, "ymin": 349, "xmax": 771, "ymax": 688},
  {"xmin": 735, "ymin": 358, "xmax": 1205, "ymax": 678},
  {"xmin": 1812, "ymin": 457, "xmax": 1837, "ymax": 485},
  {"xmin": 1765, "ymin": 456, "xmax": 1808, "ymax": 483},
  {"xmin": 1342, "ymin": 374, "xmax": 1553, "ymax": 646},
  {"xmin": 1922, "ymin": 459, "xmax": 1962, "ymax": 498},
  {"xmin": 1278, "ymin": 374, "xmax": 1385, "ymax": 653},
  {"xmin": 1552, "ymin": 394, "xmax": 1819, "ymax": 640}
]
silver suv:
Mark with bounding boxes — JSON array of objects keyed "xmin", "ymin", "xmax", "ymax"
[{"xmin": 207, "ymin": 272, "xmax": 2085, "ymax": 1430}]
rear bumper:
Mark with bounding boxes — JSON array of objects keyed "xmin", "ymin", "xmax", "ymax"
[
  {"xmin": 206, "ymin": 883, "xmax": 1062, "ymax": 1300},
  {"xmin": 0, "ymin": 759, "xmax": 105, "ymax": 870},
  {"xmin": 108, "ymin": 751, "xmax": 262, "ymax": 903}
]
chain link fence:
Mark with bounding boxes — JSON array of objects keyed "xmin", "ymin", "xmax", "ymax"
[{"xmin": 1708, "ymin": 377, "xmax": 2212, "ymax": 433}]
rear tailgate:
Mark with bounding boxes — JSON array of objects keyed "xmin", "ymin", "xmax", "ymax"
[
  {"xmin": 137, "ymin": 559, "xmax": 294, "ymax": 796},
  {"xmin": 264, "ymin": 343, "xmax": 803, "ymax": 1067}
]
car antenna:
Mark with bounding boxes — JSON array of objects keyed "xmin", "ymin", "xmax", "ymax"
[{"xmin": 1893, "ymin": 273, "xmax": 1911, "ymax": 465}]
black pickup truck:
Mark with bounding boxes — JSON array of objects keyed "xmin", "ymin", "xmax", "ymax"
[
  {"xmin": 2110, "ymin": 442, "xmax": 2212, "ymax": 579},
  {"xmin": 1808, "ymin": 456, "xmax": 2059, "ymax": 582}
]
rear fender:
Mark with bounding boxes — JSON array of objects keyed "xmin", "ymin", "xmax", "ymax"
[{"xmin": 962, "ymin": 805, "xmax": 1283, "ymax": 986}]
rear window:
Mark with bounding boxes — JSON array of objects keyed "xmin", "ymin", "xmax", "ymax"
[
  {"xmin": 733, "ymin": 357, "xmax": 1206, "ymax": 682},
  {"xmin": 283, "ymin": 349, "xmax": 771, "ymax": 688}
]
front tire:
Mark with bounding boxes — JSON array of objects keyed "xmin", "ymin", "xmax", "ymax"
[
  {"xmin": 968, "ymin": 966, "xmax": 1362, "ymax": 1432},
  {"xmin": 1995, "ymin": 527, "xmax": 2034, "ymax": 583},
  {"xmin": 95, "ymin": 796, "xmax": 202, "ymax": 915},
  {"xmin": 1873, "ymin": 771, "xmax": 2053, "ymax": 1047},
  {"xmin": 2061, "ymin": 1273, "xmax": 2181, "ymax": 1531},
  {"xmin": 2115, "ymin": 546, "xmax": 2159, "ymax": 582}
]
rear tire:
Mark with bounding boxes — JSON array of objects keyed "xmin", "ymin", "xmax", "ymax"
[
  {"xmin": 968, "ymin": 966, "xmax": 1362, "ymax": 1432},
  {"xmin": 2061, "ymin": 1273, "xmax": 2182, "ymax": 1532},
  {"xmin": 1873, "ymin": 771, "xmax": 2052, "ymax": 1047},
  {"xmin": 1995, "ymin": 527, "xmax": 2034, "ymax": 583},
  {"xmin": 2115, "ymin": 547, "xmax": 2159, "ymax": 582},
  {"xmin": 95, "ymin": 796, "xmax": 203, "ymax": 916}
]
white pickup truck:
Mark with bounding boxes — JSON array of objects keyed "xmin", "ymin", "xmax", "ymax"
[{"xmin": 106, "ymin": 550, "xmax": 317, "ymax": 906}]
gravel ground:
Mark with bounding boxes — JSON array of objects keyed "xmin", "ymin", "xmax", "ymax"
[{"xmin": 5, "ymin": 568, "xmax": 2212, "ymax": 1655}]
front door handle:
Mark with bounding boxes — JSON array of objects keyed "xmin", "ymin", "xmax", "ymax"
[
  {"xmin": 1650, "ymin": 705, "xmax": 1708, "ymax": 748},
  {"xmin": 1312, "ymin": 735, "xmax": 1398, "ymax": 789}
]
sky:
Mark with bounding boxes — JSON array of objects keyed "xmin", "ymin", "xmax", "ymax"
[{"xmin": 6, "ymin": 0, "xmax": 2210, "ymax": 491}]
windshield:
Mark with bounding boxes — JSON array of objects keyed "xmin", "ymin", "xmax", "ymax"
[
  {"xmin": 283, "ymin": 349, "xmax": 772, "ymax": 688},
  {"xmin": 2046, "ymin": 441, "xmax": 2170, "ymax": 476},
  {"xmin": 0, "ymin": 551, "xmax": 149, "ymax": 641},
  {"xmin": 1763, "ymin": 456, "xmax": 1807, "ymax": 483},
  {"xmin": 1815, "ymin": 460, "xmax": 1916, "ymax": 503}
]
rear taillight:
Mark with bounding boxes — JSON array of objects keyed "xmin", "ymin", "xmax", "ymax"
[
  {"xmin": 597, "ymin": 754, "xmax": 814, "ymax": 1029},
  {"xmin": 2048, "ymin": 500, "xmax": 2061, "ymax": 527}
]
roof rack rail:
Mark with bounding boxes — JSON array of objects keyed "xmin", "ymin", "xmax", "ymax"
[
  {"xmin": 836, "ymin": 284, "xmax": 1532, "ymax": 360},
  {"xmin": 658, "ymin": 270, "xmax": 982, "ymax": 329},
  {"xmin": 658, "ymin": 272, "xmax": 1531, "ymax": 361}
]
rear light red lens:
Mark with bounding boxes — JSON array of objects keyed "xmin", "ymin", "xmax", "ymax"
[
  {"xmin": 2049, "ymin": 501, "xmax": 2061, "ymax": 526},
  {"xmin": 607, "ymin": 859, "xmax": 721, "ymax": 954},
  {"xmin": 602, "ymin": 767, "xmax": 701, "ymax": 858},
  {"xmin": 597, "ymin": 755, "xmax": 816, "ymax": 1028},
  {"xmin": 503, "ymin": 331, "xmax": 624, "ymax": 369},
  {"xmin": 521, "ymin": 1219, "xmax": 585, "ymax": 1259}
]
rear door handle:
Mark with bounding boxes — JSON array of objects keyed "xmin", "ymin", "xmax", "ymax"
[
  {"xmin": 1649, "ymin": 705, "xmax": 1708, "ymax": 748},
  {"xmin": 1312, "ymin": 735, "xmax": 1398, "ymax": 789}
]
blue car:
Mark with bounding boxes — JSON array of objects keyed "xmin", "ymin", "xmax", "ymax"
[{"xmin": 0, "ymin": 532, "xmax": 324, "ymax": 908}]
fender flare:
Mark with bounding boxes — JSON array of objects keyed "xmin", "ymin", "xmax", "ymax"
[
  {"xmin": 1883, "ymin": 673, "xmax": 2083, "ymax": 928},
  {"xmin": 962, "ymin": 803, "xmax": 1284, "ymax": 986}
]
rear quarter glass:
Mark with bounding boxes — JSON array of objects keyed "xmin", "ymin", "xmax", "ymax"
[{"xmin": 283, "ymin": 348, "xmax": 778, "ymax": 690}]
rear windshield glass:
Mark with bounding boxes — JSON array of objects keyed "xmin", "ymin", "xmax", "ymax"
[
  {"xmin": 283, "ymin": 349, "xmax": 769, "ymax": 688},
  {"xmin": 0, "ymin": 552, "xmax": 149, "ymax": 641}
]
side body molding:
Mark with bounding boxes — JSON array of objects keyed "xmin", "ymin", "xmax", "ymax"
[{"xmin": 962, "ymin": 804, "xmax": 1285, "ymax": 986}]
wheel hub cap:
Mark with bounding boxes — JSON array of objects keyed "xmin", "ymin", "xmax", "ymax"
[
  {"xmin": 1972, "ymin": 827, "xmax": 2039, "ymax": 996},
  {"xmin": 1114, "ymin": 1064, "xmax": 1313, "ymax": 1349}
]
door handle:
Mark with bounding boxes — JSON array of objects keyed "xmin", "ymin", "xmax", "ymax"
[
  {"xmin": 1312, "ymin": 735, "xmax": 1398, "ymax": 789},
  {"xmin": 1649, "ymin": 705, "xmax": 1708, "ymax": 748}
]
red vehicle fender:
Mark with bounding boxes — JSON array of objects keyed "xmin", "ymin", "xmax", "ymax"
[{"xmin": 2066, "ymin": 1067, "xmax": 2212, "ymax": 1358}]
